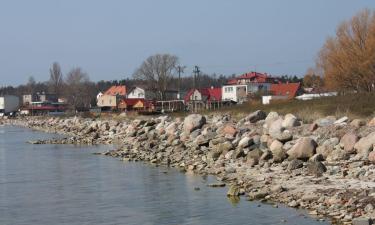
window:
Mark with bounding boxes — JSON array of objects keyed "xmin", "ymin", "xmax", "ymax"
[{"xmin": 225, "ymin": 87, "xmax": 234, "ymax": 93}]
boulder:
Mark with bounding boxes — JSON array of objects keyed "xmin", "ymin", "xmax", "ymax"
[
  {"xmin": 287, "ymin": 159, "xmax": 304, "ymax": 170},
  {"xmin": 246, "ymin": 110, "xmax": 267, "ymax": 123},
  {"xmin": 368, "ymin": 151, "xmax": 375, "ymax": 163},
  {"xmin": 270, "ymin": 140, "xmax": 287, "ymax": 162},
  {"xmin": 340, "ymin": 132, "xmax": 359, "ymax": 153},
  {"xmin": 282, "ymin": 114, "xmax": 299, "ymax": 128},
  {"xmin": 354, "ymin": 132, "xmax": 375, "ymax": 157},
  {"xmin": 350, "ymin": 119, "xmax": 366, "ymax": 128},
  {"xmin": 165, "ymin": 122, "xmax": 178, "ymax": 135},
  {"xmin": 238, "ymin": 136, "xmax": 253, "ymax": 148},
  {"xmin": 269, "ymin": 118, "xmax": 284, "ymax": 138},
  {"xmin": 287, "ymin": 137, "xmax": 317, "ymax": 160},
  {"xmin": 326, "ymin": 149, "xmax": 349, "ymax": 162},
  {"xmin": 369, "ymin": 117, "xmax": 375, "ymax": 126},
  {"xmin": 334, "ymin": 116, "xmax": 349, "ymax": 125},
  {"xmin": 247, "ymin": 149, "xmax": 263, "ymax": 164},
  {"xmin": 276, "ymin": 130, "xmax": 293, "ymax": 143},
  {"xmin": 307, "ymin": 161, "xmax": 327, "ymax": 177},
  {"xmin": 227, "ymin": 185, "xmax": 240, "ymax": 196},
  {"xmin": 221, "ymin": 124, "xmax": 237, "ymax": 137},
  {"xmin": 183, "ymin": 114, "xmax": 206, "ymax": 133},
  {"xmin": 316, "ymin": 116, "xmax": 336, "ymax": 127}
]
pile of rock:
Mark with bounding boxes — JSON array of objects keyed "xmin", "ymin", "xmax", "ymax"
[{"xmin": 6, "ymin": 111, "xmax": 375, "ymax": 224}]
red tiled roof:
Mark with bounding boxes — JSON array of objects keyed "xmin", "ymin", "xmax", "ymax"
[
  {"xmin": 270, "ymin": 83, "xmax": 301, "ymax": 99},
  {"xmin": 227, "ymin": 71, "xmax": 275, "ymax": 84},
  {"xmin": 104, "ymin": 85, "xmax": 127, "ymax": 96},
  {"xmin": 118, "ymin": 98, "xmax": 154, "ymax": 109}
]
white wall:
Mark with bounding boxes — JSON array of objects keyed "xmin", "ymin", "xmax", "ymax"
[
  {"xmin": 127, "ymin": 87, "xmax": 145, "ymax": 99},
  {"xmin": 222, "ymin": 85, "xmax": 247, "ymax": 102}
]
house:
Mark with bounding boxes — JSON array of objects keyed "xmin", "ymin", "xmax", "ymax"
[
  {"xmin": 184, "ymin": 87, "xmax": 222, "ymax": 104},
  {"xmin": 22, "ymin": 92, "xmax": 57, "ymax": 105},
  {"xmin": 227, "ymin": 72, "xmax": 277, "ymax": 95},
  {"xmin": 97, "ymin": 85, "xmax": 127, "ymax": 109},
  {"xmin": 222, "ymin": 84, "xmax": 248, "ymax": 103},
  {"xmin": 127, "ymin": 87, "xmax": 145, "ymax": 99},
  {"xmin": 262, "ymin": 82, "xmax": 302, "ymax": 104}
]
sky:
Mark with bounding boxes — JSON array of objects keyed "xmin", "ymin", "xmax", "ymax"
[{"xmin": 1, "ymin": 0, "xmax": 375, "ymax": 86}]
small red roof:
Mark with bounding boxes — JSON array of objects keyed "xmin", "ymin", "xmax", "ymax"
[
  {"xmin": 104, "ymin": 85, "xmax": 127, "ymax": 96},
  {"xmin": 270, "ymin": 83, "xmax": 301, "ymax": 99},
  {"xmin": 227, "ymin": 71, "xmax": 275, "ymax": 84}
]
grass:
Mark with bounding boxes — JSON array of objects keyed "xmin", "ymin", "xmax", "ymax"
[{"xmin": 200, "ymin": 93, "xmax": 375, "ymax": 123}]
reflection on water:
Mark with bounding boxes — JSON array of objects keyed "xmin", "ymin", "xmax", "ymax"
[{"xmin": 0, "ymin": 126, "xmax": 329, "ymax": 225}]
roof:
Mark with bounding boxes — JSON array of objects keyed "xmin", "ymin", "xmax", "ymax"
[
  {"xmin": 104, "ymin": 85, "xmax": 127, "ymax": 96},
  {"xmin": 228, "ymin": 71, "xmax": 276, "ymax": 84},
  {"xmin": 270, "ymin": 83, "xmax": 301, "ymax": 99}
]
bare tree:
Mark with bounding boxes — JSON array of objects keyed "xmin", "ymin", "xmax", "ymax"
[
  {"xmin": 49, "ymin": 62, "xmax": 64, "ymax": 97},
  {"xmin": 64, "ymin": 68, "xmax": 92, "ymax": 111},
  {"xmin": 133, "ymin": 54, "xmax": 179, "ymax": 100},
  {"xmin": 317, "ymin": 9, "xmax": 375, "ymax": 92},
  {"xmin": 26, "ymin": 76, "xmax": 36, "ymax": 94}
]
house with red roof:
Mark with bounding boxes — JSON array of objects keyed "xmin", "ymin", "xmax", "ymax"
[
  {"xmin": 184, "ymin": 87, "xmax": 222, "ymax": 104},
  {"xmin": 118, "ymin": 98, "xmax": 154, "ymax": 111},
  {"xmin": 104, "ymin": 85, "xmax": 127, "ymax": 96},
  {"xmin": 227, "ymin": 71, "xmax": 277, "ymax": 94}
]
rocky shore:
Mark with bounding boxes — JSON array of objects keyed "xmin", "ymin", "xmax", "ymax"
[{"xmin": 3, "ymin": 112, "xmax": 375, "ymax": 225}]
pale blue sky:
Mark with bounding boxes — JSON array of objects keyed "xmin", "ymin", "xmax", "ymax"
[{"xmin": 1, "ymin": 0, "xmax": 375, "ymax": 85}]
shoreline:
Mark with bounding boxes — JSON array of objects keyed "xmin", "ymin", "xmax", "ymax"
[{"xmin": 3, "ymin": 112, "xmax": 375, "ymax": 225}]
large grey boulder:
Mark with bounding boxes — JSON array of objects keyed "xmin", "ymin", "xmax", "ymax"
[
  {"xmin": 354, "ymin": 132, "xmax": 375, "ymax": 157},
  {"xmin": 287, "ymin": 137, "xmax": 317, "ymax": 160},
  {"xmin": 246, "ymin": 110, "xmax": 267, "ymax": 123},
  {"xmin": 183, "ymin": 114, "xmax": 206, "ymax": 133},
  {"xmin": 270, "ymin": 140, "xmax": 287, "ymax": 162},
  {"xmin": 269, "ymin": 118, "xmax": 284, "ymax": 138},
  {"xmin": 282, "ymin": 114, "xmax": 299, "ymax": 128}
]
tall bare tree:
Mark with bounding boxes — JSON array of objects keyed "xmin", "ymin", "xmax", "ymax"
[
  {"xmin": 133, "ymin": 54, "xmax": 179, "ymax": 100},
  {"xmin": 49, "ymin": 62, "xmax": 64, "ymax": 97},
  {"xmin": 317, "ymin": 9, "xmax": 375, "ymax": 92},
  {"xmin": 64, "ymin": 67, "xmax": 92, "ymax": 110}
]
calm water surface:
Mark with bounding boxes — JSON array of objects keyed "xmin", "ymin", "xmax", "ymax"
[{"xmin": 0, "ymin": 126, "xmax": 328, "ymax": 225}]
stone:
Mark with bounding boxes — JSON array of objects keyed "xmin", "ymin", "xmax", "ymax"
[
  {"xmin": 334, "ymin": 116, "xmax": 349, "ymax": 124},
  {"xmin": 282, "ymin": 114, "xmax": 299, "ymax": 128},
  {"xmin": 369, "ymin": 117, "xmax": 375, "ymax": 126},
  {"xmin": 227, "ymin": 185, "xmax": 240, "ymax": 196},
  {"xmin": 165, "ymin": 122, "xmax": 178, "ymax": 135},
  {"xmin": 238, "ymin": 136, "xmax": 253, "ymax": 148},
  {"xmin": 269, "ymin": 140, "xmax": 287, "ymax": 162},
  {"xmin": 365, "ymin": 203, "xmax": 374, "ymax": 213},
  {"xmin": 265, "ymin": 111, "xmax": 279, "ymax": 123},
  {"xmin": 183, "ymin": 114, "xmax": 206, "ymax": 133},
  {"xmin": 276, "ymin": 130, "xmax": 293, "ymax": 143},
  {"xmin": 316, "ymin": 116, "xmax": 336, "ymax": 127},
  {"xmin": 221, "ymin": 124, "xmax": 237, "ymax": 137},
  {"xmin": 340, "ymin": 132, "xmax": 359, "ymax": 153},
  {"xmin": 354, "ymin": 132, "xmax": 375, "ymax": 157},
  {"xmin": 287, "ymin": 159, "xmax": 304, "ymax": 170},
  {"xmin": 326, "ymin": 149, "xmax": 349, "ymax": 162},
  {"xmin": 309, "ymin": 123, "xmax": 318, "ymax": 132},
  {"xmin": 310, "ymin": 153, "xmax": 324, "ymax": 162},
  {"xmin": 307, "ymin": 161, "xmax": 327, "ymax": 177},
  {"xmin": 247, "ymin": 149, "xmax": 263, "ymax": 164},
  {"xmin": 287, "ymin": 137, "xmax": 317, "ymax": 160},
  {"xmin": 246, "ymin": 110, "xmax": 267, "ymax": 123},
  {"xmin": 351, "ymin": 119, "xmax": 366, "ymax": 128},
  {"xmin": 269, "ymin": 118, "xmax": 284, "ymax": 138},
  {"xmin": 352, "ymin": 217, "xmax": 372, "ymax": 225},
  {"xmin": 207, "ymin": 183, "xmax": 226, "ymax": 187},
  {"xmin": 368, "ymin": 151, "xmax": 375, "ymax": 163}
]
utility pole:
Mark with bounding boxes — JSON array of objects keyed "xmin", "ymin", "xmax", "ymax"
[
  {"xmin": 193, "ymin": 66, "xmax": 200, "ymax": 90},
  {"xmin": 176, "ymin": 65, "xmax": 185, "ymax": 100}
]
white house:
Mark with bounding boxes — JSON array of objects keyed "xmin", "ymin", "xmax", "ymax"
[
  {"xmin": 127, "ymin": 87, "xmax": 145, "ymax": 99},
  {"xmin": 222, "ymin": 85, "xmax": 247, "ymax": 103}
]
